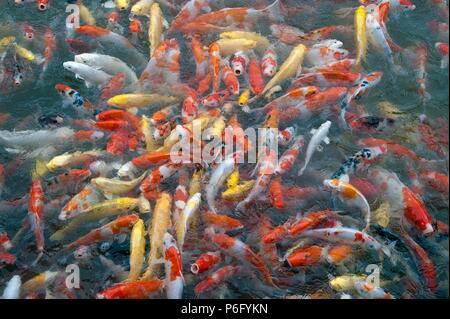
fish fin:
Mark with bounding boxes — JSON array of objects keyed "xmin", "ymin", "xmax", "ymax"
[
  {"xmin": 151, "ymin": 258, "xmax": 165, "ymax": 266},
  {"xmin": 339, "ymin": 174, "xmax": 350, "ymax": 183},
  {"xmin": 103, "ymin": 192, "xmax": 115, "ymax": 200},
  {"xmin": 310, "ymin": 128, "xmax": 317, "ymax": 135},
  {"xmin": 128, "ymin": 107, "xmax": 139, "ymax": 115},
  {"xmin": 34, "ymin": 159, "xmax": 48, "ymax": 178},
  {"xmin": 116, "ymin": 234, "xmax": 128, "ymax": 244},
  {"xmin": 263, "ymin": 0, "xmax": 284, "ymax": 23},
  {"xmin": 139, "ymin": 195, "xmax": 151, "ymax": 213},
  {"xmin": 335, "ymin": 6, "xmax": 356, "ymax": 18},
  {"xmin": 381, "ymin": 240, "xmax": 396, "ymax": 260},
  {"xmin": 162, "ymin": 18, "xmax": 169, "ymax": 29},
  {"xmin": 323, "ymin": 136, "xmax": 330, "ymax": 144},
  {"xmin": 316, "ymin": 145, "xmax": 323, "ymax": 152},
  {"xmin": 4, "ymin": 147, "xmax": 24, "ymax": 154}
]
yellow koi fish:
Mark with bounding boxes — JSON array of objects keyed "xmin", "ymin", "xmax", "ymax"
[
  {"xmin": 142, "ymin": 192, "xmax": 172, "ymax": 280},
  {"xmin": 107, "ymin": 93, "xmax": 179, "ymax": 109},
  {"xmin": 128, "ymin": 218, "xmax": 146, "ymax": 281},
  {"xmin": 261, "ymin": 43, "xmax": 306, "ymax": 95},
  {"xmin": 354, "ymin": 5, "xmax": 367, "ymax": 68}
]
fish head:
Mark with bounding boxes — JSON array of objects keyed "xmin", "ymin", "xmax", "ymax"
[
  {"xmin": 398, "ymin": 0, "xmax": 416, "ymax": 12},
  {"xmin": 163, "ymin": 232, "xmax": 177, "ymax": 249},
  {"xmin": 37, "ymin": 0, "xmax": 49, "ymax": 11}
]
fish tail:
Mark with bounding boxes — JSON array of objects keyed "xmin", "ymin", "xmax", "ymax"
[{"xmin": 263, "ymin": 0, "xmax": 284, "ymax": 23}]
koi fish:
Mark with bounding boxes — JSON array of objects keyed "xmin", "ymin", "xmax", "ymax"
[
  {"xmin": 191, "ymin": 251, "xmax": 221, "ymax": 275},
  {"xmin": 262, "ymin": 45, "xmax": 278, "ymax": 77},
  {"xmin": 211, "ymin": 233, "xmax": 274, "ymax": 286},
  {"xmin": 354, "ymin": 6, "xmax": 367, "ymax": 67},
  {"xmin": 163, "ymin": 233, "xmax": 183, "ymax": 299},
  {"xmin": 367, "ymin": 167, "xmax": 433, "ymax": 235},
  {"xmin": 323, "ymin": 178, "xmax": 371, "ymax": 231},
  {"xmin": 66, "ymin": 214, "xmax": 139, "ymax": 249},
  {"xmin": 96, "ymin": 280, "xmax": 164, "ymax": 299},
  {"xmin": 194, "ymin": 265, "xmax": 241, "ymax": 294},
  {"xmin": 298, "ymin": 121, "xmax": 331, "ymax": 176}
]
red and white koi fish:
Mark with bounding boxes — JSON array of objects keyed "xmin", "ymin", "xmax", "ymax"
[
  {"xmin": 209, "ymin": 42, "xmax": 221, "ymax": 92},
  {"xmin": 173, "ymin": 169, "xmax": 189, "ymax": 223},
  {"xmin": 202, "ymin": 90, "xmax": 230, "ymax": 108},
  {"xmin": 190, "ymin": 36, "xmax": 208, "ymax": 80},
  {"xmin": 280, "ymin": 87, "xmax": 347, "ymax": 122},
  {"xmin": 300, "ymin": 227, "xmax": 390, "ymax": 256},
  {"xmin": 288, "ymin": 210, "xmax": 339, "ymax": 237},
  {"xmin": 303, "ymin": 59, "xmax": 356, "ymax": 73},
  {"xmin": 274, "ymin": 135, "xmax": 305, "ymax": 175},
  {"xmin": 211, "ymin": 233, "xmax": 275, "ymax": 286},
  {"xmin": 400, "ymin": 228, "xmax": 437, "ymax": 293},
  {"xmin": 182, "ymin": 90, "xmax": 199, "ymax": 123},
  {"xmin": 231, "ymin": 51, "xmax": 249, "ymax": 76},
  {"xmin": 0, "ymin": 232, "xmax": 12, "ymax": 251},
  {"xmin": 305, "ymin": 45, "xmax": 349, "ymax": 68},
  {"xmin": 96, "ymin": 279, "xmax": 164, "ymax": 299},
  {"xmin": 357, "ymin": 137, "xmax": 422, "ymax": 162},
  {"xmin": 221, "ymin": 61, "xmax": 239, "ymax": 95},
  {"xmin": 118, "ymin": 151, "xmax": 171, "ymax": 178},
  {"xmin": 286, "ymin": 244, "xmax": 353, "ymax": 267},
  {"xmin": 194, "ymin": 265, "xmax": 241, "ymax": 294},
  {"xmin": 435, "ymin": 42, "xmax": 449, "ymax": 69},
  {"xmin": 340, "ymin": 72, "xmax": 382, "ymax": 126},
  {"xmin": 28, "ymin": 178, "xmax": 45, "ymax": 254},
  {"xmin": 289, "ymin": 71, "xmax": 361, "ymax": 90},
  {"xmin": 167, "ymin": 0, "xmax": 211, "ymax": 34},
  {"xmin": 66, "ymin": 214, "xmax": 139, "ymax": 250},
  {"xmin": 37, "ymin": 0, "xmax": 49, "ymax": 11},
  {"xmin": 367, "ymin": 167, "xmax": 433, "ymax": 235},
  {"xmin": 277, "ymin": 127, "xmax": 296, "ymax": 146},
  {"xmin": 191, "ymin": 251, "xmax": 221, "ymax": 274},
  {"xmin": 190, "ymin": 0, "xmax": 283, "ymax": 27},
  {"xmin": 262, "ymin": 45, "xmax": 277, "ymax": 77},
  {"xmin": 253, "ymin": 86, "xmax": 319, "ymax": 114},
  {"xmin": 141, "ymin": 162, "xmax": 181, "ymax": 197},
  {"xmin": 163, "ymin": 233, "xmax": 183, "ymax": 299}
]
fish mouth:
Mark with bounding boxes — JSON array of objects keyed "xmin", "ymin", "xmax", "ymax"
[
  {"xmin": 423, "ymin": 223, "xmax": 434, "ymax": 235},
  {"xmin": 38, "ymin": 4, "xmax": 47, "ymax": 11}
]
